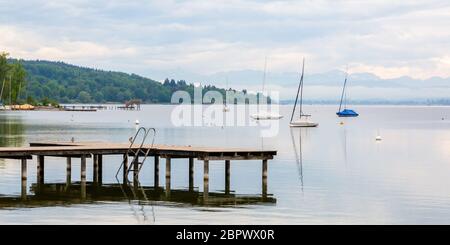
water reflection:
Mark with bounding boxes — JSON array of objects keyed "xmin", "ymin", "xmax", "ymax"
[
  {"xmin": 0, "ymin": 115, "xmax": 25, "ymax": 147},
  {"xmin": 289, "ymin": 128, "xmax": 304, "ymax": 190},
  {"xmin": 0, "ymin": 182, "xmax": 276, "ymax": 209}
]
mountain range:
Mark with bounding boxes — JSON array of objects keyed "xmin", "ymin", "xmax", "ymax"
[{"xmin": 144, "ymin": 68, "xmax": 450, "ymax": 102}]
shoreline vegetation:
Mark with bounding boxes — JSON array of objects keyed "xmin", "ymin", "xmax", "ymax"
[
  {"xmin": 1, "ymin": 52, "xmax": 61, "ymax": 110},
  {"xmin": 4, "ymin": 54, "xmax": 258, "ymax": 105},
  {"xmin": 1, "ymin": 51, "xmax": 263, "ymax": 111}
]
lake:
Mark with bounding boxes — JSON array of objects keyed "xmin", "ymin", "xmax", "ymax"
[{"xmin": 0, "ymin": 105, "xmax": 449, "ymax": 224}]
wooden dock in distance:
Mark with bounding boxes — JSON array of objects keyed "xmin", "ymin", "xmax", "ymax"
[{"xmin": 0, "ymin": 141, "xmax": 276, "ymax": 201}]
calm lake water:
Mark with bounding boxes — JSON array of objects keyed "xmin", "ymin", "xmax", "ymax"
[{"xmin": 0, "ymin": 105, "xmax": 449, "ymax": 224}]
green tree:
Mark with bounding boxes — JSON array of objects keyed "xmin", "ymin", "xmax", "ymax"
[
  {"xmin": 9, "ymin": 62, "xmax": 27, "ymax": 104},
  {"xmin": 77, "ymin": 91, "xmax": 91, "ymax": 103},
  {"xmin": 0, "ymin": 53, "xmax": 28, "ymax": 104},
  {"xmin": 0, "ymin": 52, "xmax": 10, "ymax": 103}
]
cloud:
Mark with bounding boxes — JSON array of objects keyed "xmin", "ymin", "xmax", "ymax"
[{"xmin": 1, "ymin": 0, "xmax": 450, "ymax": 81}]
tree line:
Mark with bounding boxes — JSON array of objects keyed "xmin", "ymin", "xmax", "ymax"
[{"xmin": 1, "ymin": 53, "xmax": 263, "ymax": 105}]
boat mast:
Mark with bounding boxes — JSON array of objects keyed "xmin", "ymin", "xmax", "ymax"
[
  {"xmin": 9, "ymin": 74, "xmax": 12, "ymax": 105},
  {"xmin": 290, "ymin": 58, "xmax": 305, "ymax": 123},
  {"xmin": 224, "ymin": 77, "xmax": 228, "ymax": 106},
  {"xmin": 0, "ymin": 78, "xmax": 5, "ymax": 103},
  {"xmin": 338, "ymin": 68, "xmax": 348, "ymax": 112},
  {"xmin": 261, "ymin": 56, "xmax": 267, "ymax": 101},
  {"xmin": 299, "ymin": 58, "xmax": 305, "ymax": 118}
]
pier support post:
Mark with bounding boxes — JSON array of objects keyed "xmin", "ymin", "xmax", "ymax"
[
  {"xmin": 203, "ymin": 160, "xmax": 209, "ymax": 201},
  {"xmin": 154, "ymin": 155, "xmax": 159, "ymax": 188},
  {"xmin": 93, "ymin": 154, "xmax": 99, "ymax": 184},
  {"xmin": 225, "ymin": 160, "xmax": 230, "ymax": 195},
  {"xmin": 66, "ymin": 157, "xmax": 72, "ymax": 187},
  {"xmin": 122, "ymin": 154, "xmax": 128, "ymax": 184},
  {"xmin": 262, "ymin": 159, "xmax": 268, "ymax": 198},
  {"xmin": 81, "ymin": 155, "xmax": 87, "ymax": 200},
  {"xmin": 37, "ymin": 155, "xmax": 44, "ymax": 185},
  {"xmin": 165, "ymin": 157, "xmax": 171, "ymax": 196},
  {"xmin": 98, "ymin": 155, "xmax": 103, "ymax": 185},
  {"xmin": 21, "ymin": 158, "xmax": 27, "ymax": 200},
  {"xmin": 189, "ymin": 157, "xmax": 194, "ymax": 191}
]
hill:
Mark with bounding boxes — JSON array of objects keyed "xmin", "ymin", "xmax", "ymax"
[{"xmin": 12, "ymin": 59, "xmax": 240, "ymax": 104}]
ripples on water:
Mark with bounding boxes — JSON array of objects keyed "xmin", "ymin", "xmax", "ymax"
[{"xmin": 0, "ymin": 105, "xmax": 449, "ymax": 224}]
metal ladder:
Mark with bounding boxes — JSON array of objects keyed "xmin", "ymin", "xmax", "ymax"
[
  {"xmin": 115, "ymin": 127, "xmax": 157, "ymax": 223},
  {"xmin": 115, "ymin": 127, "xmax": 156, "ymax": 182}
]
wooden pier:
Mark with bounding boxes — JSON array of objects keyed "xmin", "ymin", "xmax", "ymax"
[{"xmin": 0, "ymin": 141, "xmax": 276, "ymax": 201}]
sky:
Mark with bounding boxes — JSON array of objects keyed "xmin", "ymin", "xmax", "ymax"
[{"xmin": 0, "ymin": 0, "xmax": 450, "ymax": 100}]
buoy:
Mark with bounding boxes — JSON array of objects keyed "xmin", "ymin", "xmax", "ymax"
[
  {"xmin": 376, "ymin": 128, "xmax": 382, "ymax": 141},
  {"xmin": 135, "ymin": 119, "xmax": 140, "ymax": 125}
]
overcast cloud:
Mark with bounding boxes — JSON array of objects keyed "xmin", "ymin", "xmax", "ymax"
[{"xmin": 1, "ymin": 0, "xmax": 450, "ymax": 99}]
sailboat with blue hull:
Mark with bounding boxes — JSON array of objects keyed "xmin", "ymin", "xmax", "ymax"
[{"xmin": 336, "ymin": 71, "xmax": 358, "ymax": 117}]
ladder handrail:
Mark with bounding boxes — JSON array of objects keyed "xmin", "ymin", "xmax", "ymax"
[
  {"xmin": 115, "ymin": 127, "xmax": 148, "ymax": 179},
  {"xmin": 127, "ymin": 127, "xmax": 156, "ymax": 177},
  {"xmin": 136, "ymin": 128, "xmax": 156, "ymax": 173}
]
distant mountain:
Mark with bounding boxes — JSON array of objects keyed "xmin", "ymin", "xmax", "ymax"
[
  {"xmin": 169, "ymin": 69, "xmax": 450, "ymax": 89},
  {"xmin": 148, "ymin": 69, "xmax": 450, "ymax": 101}
]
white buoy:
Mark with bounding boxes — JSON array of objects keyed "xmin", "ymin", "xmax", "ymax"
[
  {"xmin": 376, "ymin": 129, "xmax": 382, "ymax": 141},
  {"xmin": 135, "ymin": 119, "xmax": 140, "ymax": 125}
]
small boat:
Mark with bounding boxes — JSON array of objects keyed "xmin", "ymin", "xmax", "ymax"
[
  {"xmin": 336, "ymin": 70, "xmax": 358, "ymax": 117},
  {"xmin": 251, "ymin": 57, "xmax": 283, "ymax": 120},
  {"xmin": 251, "ymin": 112, "xmax": 283, "ymax": 120},
  {"xmin": 290, "ymin": 116, "xmax": 318, "ymax": 127},
  {"xmin": 337, "ymin": 109, "xmax": 359, "ymax": 117},
  {"xmin": 290, "ymin": 58, "xmax": 318, "ymax": 127},
  {"xmin": 375, "ymin": 129, "xmax": 382, "ymax": 141}
]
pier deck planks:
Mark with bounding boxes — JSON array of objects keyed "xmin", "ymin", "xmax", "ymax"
[{"xmin": 0, "ymin": 141, "xmax": 276, "ymax": 160}]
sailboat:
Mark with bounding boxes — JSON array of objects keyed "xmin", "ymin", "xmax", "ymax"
[
  {"xmin": 336, "ymin": 70, "xmax": 358, "ymax": 117},
  {"xmin": 250, "ymin": 57, "xmax": 283, "ymax": 120},
  {"xmin": 289, "ymin": 58, "xmax": 318, "ymax": 127}
]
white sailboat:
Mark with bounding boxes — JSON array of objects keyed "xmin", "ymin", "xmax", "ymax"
[
  {"xmin": 289, "ymin": 58, "xmax": 318, "ymax": 127},
  {"xmin": 250, "ymin": 57, "xmax": 283, "ymax": 120}
]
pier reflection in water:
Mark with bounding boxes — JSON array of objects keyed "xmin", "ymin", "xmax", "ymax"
[{"xmin": 0, "ymin": 182, "xmax": 276, "ymax": 209}]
